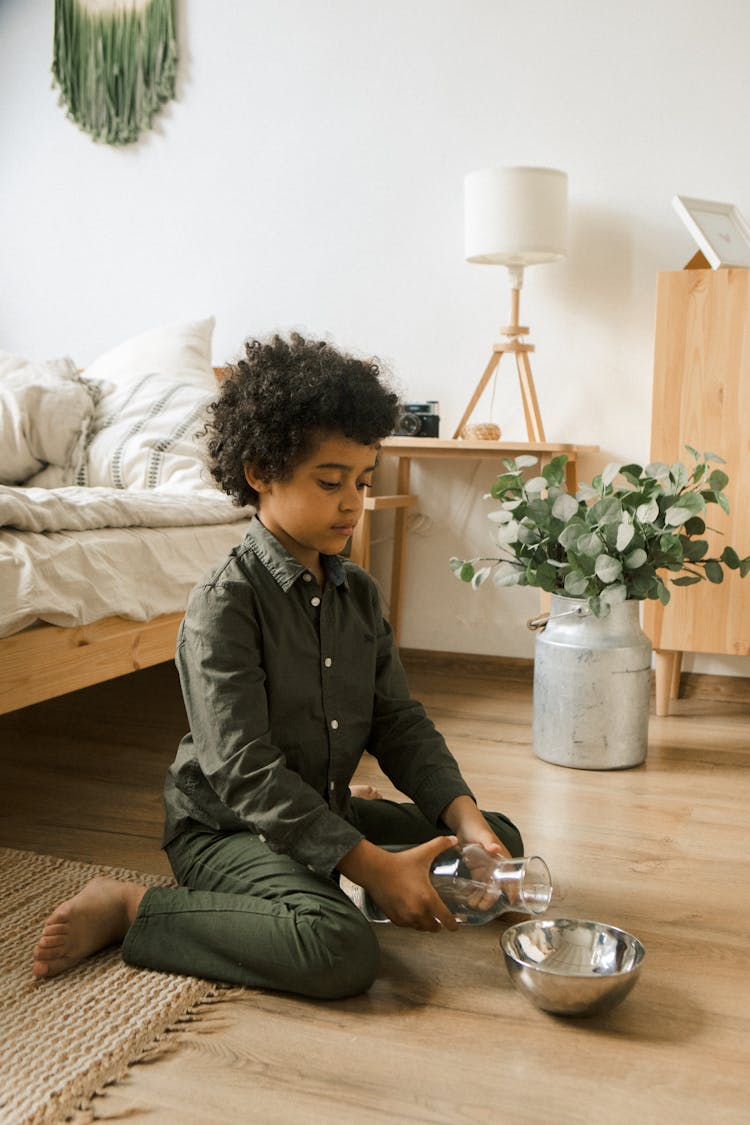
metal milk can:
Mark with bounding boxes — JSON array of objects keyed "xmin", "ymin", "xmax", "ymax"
[{"xmin": 531, "ymin": 594, "xmax": 652, "ymax": 770}]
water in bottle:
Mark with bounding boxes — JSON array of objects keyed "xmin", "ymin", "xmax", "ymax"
[{"xmin": 342, "ymin": 844, "xmax": 553, "ymax": 925}]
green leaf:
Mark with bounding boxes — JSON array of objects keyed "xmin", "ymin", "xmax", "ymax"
[
  {"xmin": 491, "ymin": 473, "xmax": 523, "ymax": 496},
  {"xmin": 681, "ymin": 538, "xmax": 708, "ymax": 562},
  {"xmin": 551, "ymin": 493, "xmax": 579, "ymax": 522},
  {"xmin": 704, "ymin": 559, "xmax": 724, "ymax": 584},
  {"xmin": 703, "ymin": 451, "xmax": 726, "ymax": 464},
  {"xmin": 721, "ymin": 546, "xmax": 741, "ymax": 569},
  {"xmin": 589, "ymin": 496, "xmax": 623, "ymax": 526},
  {"xmin": 514, "ymin": 455, "xmax": 539, "ymax": 469},
  {"xmin": 636, "ymin": 498, "xmax": 660, "ymax": 524},
  {"xmin": 516, "ymin": 522, "xmax": 539, "ymax": 546},
  {"xmin": 577, "ymin": 531, "xmax": 602, "ymax": 557},
  {"xmin": 601, "ymin": 462, "xmax": 621, "ymax": 486},
  {"xmin": 624, "ymin": 548, "xmax": 647, "ymax": 569},
  {"xmin": 716, "ymin": 492, "xmax": 730, "ymax": 515},
  {"xmin": 493, "ymin": 520, "xmax": 520, "ymax": 546},
  {"xmin": 492, "ymin": 561, "xmax": 523, "ymax": 587},
  {"xmin": 664, "ymin": 505, "xmax": 694, "ymax": 527},
  {"xmin": 685, "ymin": 444, "xmax": 700, "ymax": 460},
  {"xmin": 683, "ymin": 515, "xmax": 706, "ymax": 535},
  {"xmin": 600, "ymin": 582, "xmax": 627, "ymax": 608},
  {"xmin": 709, "ymin": 469, "xmax": 729, "ymax": 492},
  {"xmin": 740, "ymin": 558, "xmax": 750, "ymax": 578},
  {"xmin": 471, "ymin": 567, "xmax": 490, "ymax": 589},
  {"xmin": 616, "ymin": 522, "xmax": 635, "ymax": 551},
  {"xmin": 558, "ymin": 520, "xmax": 586, "ymax": 549},
  {"xmin": 595, "ymin": 554, "xmax": 623, "ymax": 584},
  {"xmin": 656, "ymin": 578, "xmax": 671, "ymax": 605},
  {"xmin": 627, "ymin": 569, "xmax": 653, "ymax": 598},
  {"xmin": 669, "ymin": 461, "xmax": 689, "ymax": 490},
  {"xmin": 459, "ymin": 562, "xmax": 475, "ymax": 582},
  {"xmin": 645, "ymin": 461, "xmax": 670, "ymax": 480},
  {"xmin": 675, "ymin": 489, "xmax": 705, "ymax": 513},
  {"xmin": 535, "ymin": 561, "xmax": 559, "ymax": 592},
  {"xmin": 564, "ymin": 570, "xmax": 590, "ymax": 597},
  {"xmin": 619, "ymin": 463, "xmax": 643, "ymax": 485},
  {"xmin": 448, "ymin": 557, "xmax": 464, "ymax": 573},
  {"xmin": 672, "ymin": 575, "xmax": 703, "ymax": 586},
  {"xmin": 524, "ymin": 476, "xmax": 548, "ymax": 493},
  {"xmin": 542, "ymin": 454, "xmax": 568, "ymax": 487}
]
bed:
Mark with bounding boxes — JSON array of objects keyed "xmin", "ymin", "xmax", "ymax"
[{"xmin": 0, "ymin": 317, "xmax": 253, "ymax": 715}]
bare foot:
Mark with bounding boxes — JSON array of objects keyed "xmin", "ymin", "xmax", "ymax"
[
  {"xmin": 349, "ymin": 784, "xmax": 383, "ymax": 800},
  {"xmin": 32, "ymin": 876, "xmax": 146, "ymax": 979}
]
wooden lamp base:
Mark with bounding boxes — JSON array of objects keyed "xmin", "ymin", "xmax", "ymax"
[{"xmin": 454, "ymin": 284, "xmax": 546, "ymax": 442}]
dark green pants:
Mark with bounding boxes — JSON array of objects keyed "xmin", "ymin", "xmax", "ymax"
[{"xmin": 122, "ymin": 799, "xmax": 523, "ymax": 1000}]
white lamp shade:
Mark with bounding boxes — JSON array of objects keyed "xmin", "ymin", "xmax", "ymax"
[{"xmin": 465, "ymin": 166, "xmax": 568, "ymax": 266}]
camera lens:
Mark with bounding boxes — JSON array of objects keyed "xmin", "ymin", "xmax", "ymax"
[{"xmin": 398, "ymin": 412, "xmax": 422, "ymax": 436}]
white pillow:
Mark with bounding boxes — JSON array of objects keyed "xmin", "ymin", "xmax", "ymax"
[
  {"xmin": 82, "ymin": 374, "xmax": 215, "ymax": 490},
  {"xmin": 78, "ymin": 317, "xmax": 218, "ymax": 490},
  {"xmin": 0, "ymin": 353, "xmax": 98, "ymax": 486},
  {"xmin": 82, "ymin": 315, "xmax": 217, "ymax": 391}
]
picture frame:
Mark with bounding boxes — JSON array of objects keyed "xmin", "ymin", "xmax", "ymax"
[{"xmin": 673, "ymin": 195, "xmax": 750, "ymax": 269}]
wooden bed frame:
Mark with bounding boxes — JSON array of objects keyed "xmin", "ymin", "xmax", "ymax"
[
  {"xmin": 0, "ymin": 367, "xmax": 233, "ymax": 716},
  {"xmin": 0, "ymin": 612, "xmax": 184, "ymax": 715}
]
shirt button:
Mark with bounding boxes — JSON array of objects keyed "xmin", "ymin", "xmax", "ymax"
[
  {"xmin": 303, "ymin": 573, "xmax": 312, "ymax": 582},
  {"xmin": 324, "ymin": 657, "xmax": 332, "ymax": 668},
  {"xmin": 311, "ymin": 596, "xmax": 321, "ymax": 607},
  {"xmin": 329, "ymin": 781, "xmax": 335, "ymax": 791},
  {"xmin": 330, "ymin": 719, "xmax": 339, "ymax": 730}
]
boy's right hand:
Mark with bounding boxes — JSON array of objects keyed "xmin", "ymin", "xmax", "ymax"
[{"xmin": 338, "ymin": 836, "xmax": 461, "ymax": 932}]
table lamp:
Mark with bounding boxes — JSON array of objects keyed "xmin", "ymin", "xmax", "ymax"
[{"xmin": 455, "ymin": 165, "xmax": 568, "ymax": 441}]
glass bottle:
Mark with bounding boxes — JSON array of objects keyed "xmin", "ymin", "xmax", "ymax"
[{"xmin": 343, "ymin": 844, "xmax": 553, "ymax": 925}]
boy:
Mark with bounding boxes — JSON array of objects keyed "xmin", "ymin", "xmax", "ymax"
[{"xmin": 33, "ymin": 333, "xmax": 523, "ymax": 1000}]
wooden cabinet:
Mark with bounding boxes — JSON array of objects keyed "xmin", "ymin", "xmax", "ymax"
[{"xmin": 644, "ymin": 269, "xmax": 750, "ymax": 714}]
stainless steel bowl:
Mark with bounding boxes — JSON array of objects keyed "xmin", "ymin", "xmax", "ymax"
[{"xmin": 501, "ymin": 918, "xmax": 645, "ymax": 1017}]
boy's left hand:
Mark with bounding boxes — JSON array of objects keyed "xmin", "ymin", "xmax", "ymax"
[{"xmin": 441, "ymin": 795, "xmax": 513, "ymax": 859}]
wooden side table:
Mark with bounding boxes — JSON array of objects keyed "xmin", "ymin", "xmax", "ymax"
[{"xmin": 351, "ymin": 437, "xmax": 598, "ymax": 642}]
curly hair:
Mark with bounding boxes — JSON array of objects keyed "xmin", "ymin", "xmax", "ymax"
[{"xmin": 205, "ymin": 333, "xmax": 400, "ymax": 506}]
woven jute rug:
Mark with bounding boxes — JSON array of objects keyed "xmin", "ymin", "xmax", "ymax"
[{"xmin": 0, "ymin": 847, "xmax": 224, "ymax": 1125}]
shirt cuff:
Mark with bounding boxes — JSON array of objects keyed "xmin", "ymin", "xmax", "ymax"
[{"xmin": 409, "ymin": 768, "xmax": 475, "ymax": 828}]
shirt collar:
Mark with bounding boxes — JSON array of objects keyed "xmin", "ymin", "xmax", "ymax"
[{"xmin": 244, "ymin": 515, "xmax": 348, "ymax": 592}]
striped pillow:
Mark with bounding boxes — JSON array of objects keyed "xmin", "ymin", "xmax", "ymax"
[{"xmin": 81, "ymin": 372, "xmax": 215, "ymax": 490}]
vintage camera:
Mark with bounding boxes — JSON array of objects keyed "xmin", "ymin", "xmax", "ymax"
[{"xmin": 393, "ymin": 401, "xmax": 440, "ymax": 438}]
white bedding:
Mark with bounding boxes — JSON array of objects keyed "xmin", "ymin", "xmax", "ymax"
[
  {"xmin": 0, "ymin": 519, "xmax": 252, "ymax": 638},
  {"xmin": 0, "ymin": 318, "xmax": 254, "ymax": 639},
  {"xmin": 0, "ymin": 483, "xmax": 250, "ymax": 533}
]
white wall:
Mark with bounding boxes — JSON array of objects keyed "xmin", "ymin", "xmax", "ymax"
[{"xmin": 2, "ymin": 0, "xmax": 749, "ymax": 676}]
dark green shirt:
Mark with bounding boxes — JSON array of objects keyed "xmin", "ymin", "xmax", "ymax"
[{"xmin": 162, "ymin": 516, "xmax": 474, "ymax": 874}]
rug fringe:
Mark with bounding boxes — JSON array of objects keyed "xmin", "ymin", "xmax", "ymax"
[{"xmin": 39, "ymin": 985, "xmax": 235, "ymax": 1124}]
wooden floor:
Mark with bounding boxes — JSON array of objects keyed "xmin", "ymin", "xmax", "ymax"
[{"xmin": 1, "ymin": 658, "xmax": 749, "ymax": 1124}]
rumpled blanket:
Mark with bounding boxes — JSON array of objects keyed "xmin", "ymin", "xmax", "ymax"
[
  {"xmin": 0, "ymin": 484, "xmax": 252, "ymax": 532},
  {"xmin": 0, "ymin": 353, "xmax": 99, "ymax": 485}
]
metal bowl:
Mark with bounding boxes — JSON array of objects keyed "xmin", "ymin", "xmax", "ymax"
[{"xmin": 500, "ymin": 918, "xmax": 645, "ymax": 1017}]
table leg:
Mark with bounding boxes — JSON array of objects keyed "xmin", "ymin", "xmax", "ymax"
[
  {"xmin": 654, "ymin": 650, "xmax": 680, "ymax": 716},
  {"xmin": 389, "ymin": 457, "xmax": 412, "ymax": 643}
]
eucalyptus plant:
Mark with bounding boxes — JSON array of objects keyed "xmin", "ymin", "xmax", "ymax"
[{"xmin": 450, "ymin": 447, "xmax": 750, "ymax": 617}]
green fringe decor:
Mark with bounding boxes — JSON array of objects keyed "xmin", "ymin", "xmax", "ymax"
[{"xmin": 52, "ymin": 0, "xmax": 178, "ymax": 146}]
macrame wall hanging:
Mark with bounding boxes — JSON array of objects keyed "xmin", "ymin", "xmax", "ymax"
[{"xmin": 52, "ymin": 0, "xmax": 178, "ymax": 146}]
